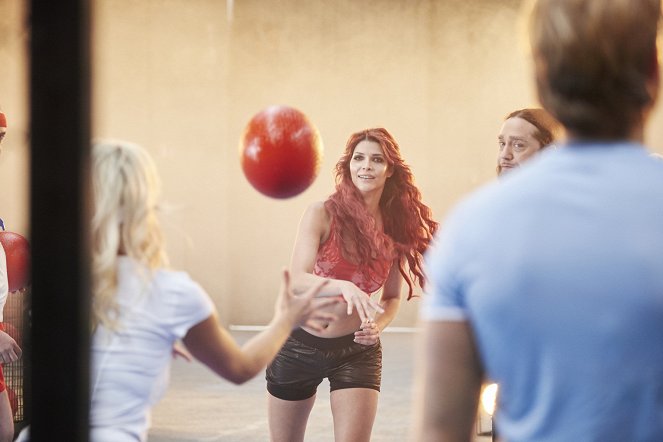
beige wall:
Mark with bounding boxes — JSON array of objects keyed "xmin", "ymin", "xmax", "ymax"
[{"xmin": 2, "ymin": 0, "xmax": 663, "ymax": 326}]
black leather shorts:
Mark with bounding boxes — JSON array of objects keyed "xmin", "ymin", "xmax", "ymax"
[{"xmin": 266, "ymin": 328, "xmax": 382, "ymax": 401}]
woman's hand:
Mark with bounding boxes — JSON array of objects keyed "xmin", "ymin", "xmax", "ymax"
[
  {"xmin": 339, "ymin": 281, "xmax": 384, "ymax": 323},
  {"xmin": 276, "ymin": 269, "xmax": 339, "ymax": 332},
  {"xmin": 354, "ymin": 320, "xmax": 380, "ymax": 346},
  {"xmin": 0, "ymin": 330, "xmax": 21, "ymax": 364},
  {"xmin": 172, "ymin": 341, "xmax": 193, "ymax": 362}
]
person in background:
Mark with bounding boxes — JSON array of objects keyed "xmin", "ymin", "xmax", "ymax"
[
  {"xmin": 0, "ymin": 110, "xmax": 24, "ymax": 442},
  {"xmin": 0, "ymin": 112, "xmax": 6, "ymax": 148},
  {"xmin": 486, "ymin": 106, "xmax": 562, "ymax": 439},
  {"xmin": 497, "ymin": 108, "xmax": 561, "ymax": 176},
  {"xmin": 0, "ymin": 110, "xmax": 6, "ymax": 232},
  {"xmin": 413, "ymin": 0, "xmax": 663, "ymax": 440}
]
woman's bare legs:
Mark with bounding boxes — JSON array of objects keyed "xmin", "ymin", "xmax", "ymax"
[
  {"xmin": 330, "ymin": 388, "xmax": 379, "ymax": 442},
  {"xmin": 268, "ymin": 393, "xmax": 317, "ymax": 442}
]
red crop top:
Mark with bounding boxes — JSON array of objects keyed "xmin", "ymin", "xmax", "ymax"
[{"xmin": 313, "ymin": 220, "xmax": 392, "ymax": 294}]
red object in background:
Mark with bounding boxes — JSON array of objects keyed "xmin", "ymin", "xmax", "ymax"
[
  {"xmin": 0, "ymin": 232, "xmax": 30, "ymax": 292},
  {"xmin": 240, "ymin": 105, "xmax": 323, "ymax": 199}
]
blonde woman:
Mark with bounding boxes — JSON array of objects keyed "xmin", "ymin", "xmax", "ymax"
[{"xmin": 84, "ymin": 140, "xmax": 335, "ymax": 441}]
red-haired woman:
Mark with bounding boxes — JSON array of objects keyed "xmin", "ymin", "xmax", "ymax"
[{"xmin": 267, "ymin": 127, "xmax": 438, "ymax": 442}]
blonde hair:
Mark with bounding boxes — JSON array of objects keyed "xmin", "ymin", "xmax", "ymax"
[
  {"xmin": 529, "ymin": 0, "xmax": 661, "ymax": 139},
  {"xmin": 91, "ymin": 140, "xmax": 168, "ymax": 330}
]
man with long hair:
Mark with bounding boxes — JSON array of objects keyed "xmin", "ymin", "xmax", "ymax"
[{"xmin": 497, "ymin": 108, "xmax": 561, "ymax": 176}]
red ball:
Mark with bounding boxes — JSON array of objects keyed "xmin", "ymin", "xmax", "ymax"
[
  {"xmin": 0, "ymin": 231, "xmax": 31, "ymax": 292},
  {"xmin": 240, "ymin": 105, "xmax": 323, "ymax": 199}
]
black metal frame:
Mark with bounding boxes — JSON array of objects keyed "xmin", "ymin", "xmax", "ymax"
[{"xmin": 27, "ymin": 0, "xmax": 91, "ymax": 440}]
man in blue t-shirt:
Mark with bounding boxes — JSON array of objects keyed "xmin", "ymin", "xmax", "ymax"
[{"xmin": 412, "ymin": 1, "xmax": 663, "ymax": 441}]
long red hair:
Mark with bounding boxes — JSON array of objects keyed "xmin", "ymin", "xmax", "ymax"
[{"xmin": 324, "ymin": 128, "xmax": 438, "ymax": 299}]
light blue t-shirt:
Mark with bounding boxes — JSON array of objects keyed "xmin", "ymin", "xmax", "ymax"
[{"xmin": 422, "ymin": 142, "xmax": 663, "ymax": 442}]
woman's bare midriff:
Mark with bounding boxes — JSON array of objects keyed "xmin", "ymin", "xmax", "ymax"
[{"xmin": 301, "ymin": 299, "xmax": 366, "ymax": 338}]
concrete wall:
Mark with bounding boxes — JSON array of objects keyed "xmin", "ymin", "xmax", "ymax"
[{"xmin": 2, "ymin": 0, "xmax": 663, "ymax": 326}]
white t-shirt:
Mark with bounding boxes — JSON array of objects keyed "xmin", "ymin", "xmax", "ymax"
[{"xmin": 89, "ymin": 256, "xmax": 214, "ymax": 442}]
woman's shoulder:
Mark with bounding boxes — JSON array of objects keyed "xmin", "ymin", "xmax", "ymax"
[
  {"xmin": 301, "ymin": 201, "xmax": 332, "ymax": 243},
  {"xmin": 121, "ymin": 257, "xmax": 201, "ymax": 294},
  {"xmin": 147, "ymin": 268, "xmax": 214, "ymax": 334},
  {"xmin": 306, "ymin": 200, "xmax": 329, "ymax": 216},
  {"xmin": 152, "ymin": 267, "xmax": 213, "ymax": 311},
  {"xmin": 153, "ymin": 267, "xmax": 201, "ymax": 292},
  {"xmin": 118, "ymin": 258, "xmax": 212, "ymax": 315},
  {"xmin": 303, "ymin": 201, "xmax": 332, "ymax": 226}
]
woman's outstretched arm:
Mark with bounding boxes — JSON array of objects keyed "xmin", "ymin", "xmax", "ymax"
[{"xmin": 182, "ymin": 270, "xmax": 338, "ymax": 384}]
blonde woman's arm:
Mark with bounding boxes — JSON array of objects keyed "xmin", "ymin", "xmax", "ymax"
[{"xmin": 182, "ymin": 270, "xmax": 337, "ymax": 384}]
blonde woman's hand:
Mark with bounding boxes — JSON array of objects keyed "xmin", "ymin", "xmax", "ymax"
[
  {"xmin": 276, "ymin": 269, "xmax": 338, "ymax": 331},
  {"xmin": 339, "ymin": 281, "xmax": 384, "ymax": 323}
]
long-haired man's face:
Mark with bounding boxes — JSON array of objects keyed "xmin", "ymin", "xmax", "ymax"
[{"xmin": 497, "ymin": 117, "xmax": 543, "ymax": 175}]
